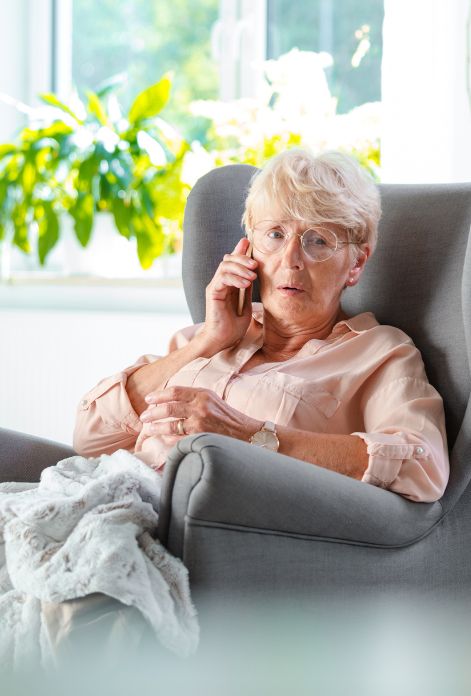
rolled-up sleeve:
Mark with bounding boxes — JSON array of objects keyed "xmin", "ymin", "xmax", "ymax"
[
  {"xmin": 73, "ymin": 322, "xmax": 203, "ymax": 459},
  {"xmin": 351, "ymin": 344, "xmax": 450, "ymax": 503},
  {"xmin": 73, "ymin": 354, "xmax": 158, "ymax": 458}
]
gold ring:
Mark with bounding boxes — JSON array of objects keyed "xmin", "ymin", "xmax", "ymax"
[{"xmin": 176, "ymin": 418, "xmax": 186, "ymax": 436}]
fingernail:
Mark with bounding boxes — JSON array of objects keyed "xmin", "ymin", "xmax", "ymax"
[{"xmin": 145, "ymin": 395, "xmax": 153, "ymax": 403}]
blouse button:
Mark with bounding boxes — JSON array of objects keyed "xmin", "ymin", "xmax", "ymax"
[
  {"xmin": 80, "ymin": 399, "xmax": 88, "ymax": 408},
  {"xmin": 415, "ymin": 446, "xmax": 425, "ymax": 455}
]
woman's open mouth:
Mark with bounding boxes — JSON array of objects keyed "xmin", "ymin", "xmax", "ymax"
[{"xmin": 277, "ymin": 285, "xmax": 305, "ymax": 296}]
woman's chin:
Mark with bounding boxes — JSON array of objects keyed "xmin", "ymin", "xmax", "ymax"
[{"xmin": 263, "ymin": 296, "xmax": 314, "ymax": 321}]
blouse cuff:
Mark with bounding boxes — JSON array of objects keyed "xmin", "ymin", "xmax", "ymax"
[
  {"xmin": 351, "ymin": 431, "xmax": 430, "ymax": 488},
  {"xmin": 78, "ymin": 367, "xmax": 144, "ymax": 434}
]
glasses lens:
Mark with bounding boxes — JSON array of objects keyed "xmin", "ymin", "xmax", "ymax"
[
  {"xmin": 251, "ymin": 222, "xmax": 339, "ymax": 261},
  {"xmin": 303, "ymin": 228, "xmax": 337, "ymax": 261},
  {"xmin": 253, "ymin": 224, "xmax": 287, "ymax": 254}
]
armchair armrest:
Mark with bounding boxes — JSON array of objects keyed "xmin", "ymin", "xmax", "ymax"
[
  {"xmin": 0, "ymin": 427, "xmax": 76, "ymax": 483},
  {"xmin": 157, "ymin": 433, "xmax": 444, "ymax": 558}
]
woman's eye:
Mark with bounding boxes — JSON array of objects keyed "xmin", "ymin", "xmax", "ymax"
[
  {"xmin": 305, "ymin": 234, "xmax": 327, "ymax": 247},
  {"xmin": 267, "ymin": 229, "xmax": 285, "ymax": 240}
]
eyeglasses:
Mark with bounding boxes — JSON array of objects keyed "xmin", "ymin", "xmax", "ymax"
[{"xmin": 249, "ymin": 220, "xmax": 356, "ymax": 263}]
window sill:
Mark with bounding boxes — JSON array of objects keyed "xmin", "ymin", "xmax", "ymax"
[{"xmin": 0, "ymin": 275, "xmax": 189, "ymax": 313}]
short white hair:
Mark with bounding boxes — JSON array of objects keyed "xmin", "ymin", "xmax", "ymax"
[{"xmin": 241, "ymin": 148, "xmax": 381, "ymax": 259}]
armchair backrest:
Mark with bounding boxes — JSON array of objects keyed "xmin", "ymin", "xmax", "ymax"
[{"xmin": 182, "ymin": 165, "xmax": 471, "ymax": 506}]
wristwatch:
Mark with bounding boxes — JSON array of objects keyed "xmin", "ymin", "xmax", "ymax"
[{"xmin": 249, "ymin": 421, "xmax": 280, "ymax": 451}]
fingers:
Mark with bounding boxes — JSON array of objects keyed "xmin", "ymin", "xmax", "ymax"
[
  {"xmin": 144, "ymin": 385, "xmax": 196, "ymax": 406},
  {"xmin": 207, "ymin": 238, "xmax": 258, "ymax": 301},
  {"xmin": 233, "ymin": 236, "xmax": 250, "ymax": 254},
  {"xmin": 141, "ymin": 386, "xmax": 215, "ymax": 436},
  {"xmin": 221, "ymin": 271, "xmax": 255, "ymax": 289},
  {"xmin": 140, "ymin": 402, "xmax": 186, "ymax": 422},
  {"xmin": 214, "ymin": 255, "xmax": 257, "ymax": 290},
  {"xmin": 141, "ymin": 386, "xmax": 194, "ymax": 436},
  {"xmin": 140, "ymin": 387, "xmax": 190, "ymax": 435},
  {"xmin": 143, "ymin": 418, "xmax": 189, "ymax": 436},
  {"xmin": 226, "ymin": 245, "xmax": 258, "ymax": 270}
]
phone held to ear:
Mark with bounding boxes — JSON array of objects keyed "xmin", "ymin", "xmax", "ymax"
[{"xmin": 237, "ymin": 241, "xmax": 253, "ymax": 316}]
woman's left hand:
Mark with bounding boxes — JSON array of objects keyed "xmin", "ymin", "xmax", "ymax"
[{"xmin": 140, "ymin": 386, "xmax": 261, "ymax": 441}]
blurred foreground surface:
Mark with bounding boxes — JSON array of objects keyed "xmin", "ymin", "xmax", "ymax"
[{"xmin": 2, "ymin": 591, "xmax": 471, "ymax": 696}]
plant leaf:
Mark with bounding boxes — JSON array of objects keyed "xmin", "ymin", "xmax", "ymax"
[
  {"xmin": 150, "ymin": 158, "xmax": 189, "ymax": 222},
  {"xmin": 111, "ymin": 197, "xmax": 132, "ymax": 239},
  {"xmin": 134, "ymin": 214, "xmax": 165, "ymax": 269},
  {"xmin": 87, "ymin": 91, "xmax": 109, "ymax": 126},
  {"xmin": 95, "ymin": 73, "xmax": 127, "ymax": 99},
  {"xmin": 0, "ymin": 144, "xmax": 16, "ymax": 159},
  {"xmin": 21, "ymin": 160, "xmax": 36, "ymax": 196},
  {"xmin": 69, "ymin": 192, "xmax": 94, "ymax": 247},
  {"xmin": 75, "ymin": 154, "xmax": 100, "ymax": 192},
  {"xmin": 128, "ymin": 73, "xmax": 172, "ymax": 125},
  {"xmin": 38, "ymin": 93, "xmax": 84, "ymax": 124},
  {"xmin": 0, "ymin": 179, "xmax": 7, "ymax": 209},
  {"xmin": 12, "ymin": 203, "xmax": 30, "ymax": 253},
  {"xmin": 37, "ymin": 202, "xmax": 59, "ymax": 265},
  {"xmin": 108, "ymin": 155, "xmax": 133, "ymax": 189}
]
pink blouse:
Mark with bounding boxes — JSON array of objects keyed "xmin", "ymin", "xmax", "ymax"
[{"xmin": 73, "ymin": 303, "xmax": 449, "ymax": 503}]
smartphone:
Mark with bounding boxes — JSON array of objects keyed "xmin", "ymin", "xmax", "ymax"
[{"xmin": 237, "ymin": 241, "xmax": 253, "ymax": 316}]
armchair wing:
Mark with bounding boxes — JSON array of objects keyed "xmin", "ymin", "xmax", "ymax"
[{"xmin": 0, "ymin": 427, "xmax": 75, "ymax": 483}]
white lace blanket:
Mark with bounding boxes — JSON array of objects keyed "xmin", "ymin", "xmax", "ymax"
[{"xmin": 0, "ymin": 449, "xmax": 199, "ymax": 669}]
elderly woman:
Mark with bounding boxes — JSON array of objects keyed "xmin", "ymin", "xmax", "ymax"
[{"xmin": 74, "ymin": 148, "xmax": 449, "ymax": 503}]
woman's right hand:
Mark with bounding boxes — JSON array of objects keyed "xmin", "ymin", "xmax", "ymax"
[{"xmin": 198, "ymin": 237, "xmax": 258, "ymax": 352}]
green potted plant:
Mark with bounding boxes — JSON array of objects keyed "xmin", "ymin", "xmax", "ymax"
[{"xmin": 0, "ymin": 72, "xmax": 190, "ymax": 276}]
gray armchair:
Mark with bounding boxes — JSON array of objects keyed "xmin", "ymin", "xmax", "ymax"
[
  {"xmin": 1, "ymin": 165, "xmax": 471, "ymax": 607},
  {"xmin": 161, "ymin": 165, "xmax": 471, "ymax": 604}
]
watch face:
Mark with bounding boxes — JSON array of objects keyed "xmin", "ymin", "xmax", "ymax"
[{"xmin": 251, "ymin": 430, "xmax": 278, "ymax": 450}]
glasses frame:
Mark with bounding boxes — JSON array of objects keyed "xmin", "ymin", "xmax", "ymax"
[{"xmin": 248, "ymin": 220, "xmax": 358, "ymax": 263}]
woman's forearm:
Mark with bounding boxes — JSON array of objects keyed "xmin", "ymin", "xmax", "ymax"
[
  {"xmin": 126, "ymin": 334, "xmax": 218, "ymax": 417},
  {"xmin": 243, "ymin": 420, "xmax": 368, "ymax": 480},
  {"xmin": 276, "ymin": 427, "xmax": 368, "ymax": 480}
]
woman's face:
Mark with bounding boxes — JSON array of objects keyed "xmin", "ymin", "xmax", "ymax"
[{"xmin": 250, "ymin": 204, "xmax": 370, "ymax": 328}]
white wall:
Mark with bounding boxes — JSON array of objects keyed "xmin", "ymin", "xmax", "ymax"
[
  {"xmin": 0, "ymin": 0, "xmax": 28, "ymax": 141},
  {"xmin": 0, "ymin": 0, "xmax": 55, "ymax": 142},
  {"xmin": 0, "ymin": 308, "xmax": 191, "ymax": 445},
  {"xmin": 381, "ymin": 0, "xmax": 471, "ymax": 183}
]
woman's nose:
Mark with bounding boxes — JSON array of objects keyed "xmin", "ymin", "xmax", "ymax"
[{"xmin": 280, "ymin": 234, "xmax": 304, "ymax": 269}]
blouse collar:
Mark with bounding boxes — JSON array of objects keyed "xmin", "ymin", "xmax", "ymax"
[{"xmin": 250, "ymin": 302, "xmax": 378, "ymax": 336}]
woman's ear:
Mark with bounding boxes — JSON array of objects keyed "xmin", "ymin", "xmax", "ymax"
[{"xmin": 345, "ymin": 245, "xmax": 371, "ymax": 287}]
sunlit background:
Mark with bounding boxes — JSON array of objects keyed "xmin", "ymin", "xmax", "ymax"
[{"xmin": 1, "ymin": 0, "xmax": 470, "ymax": 443}]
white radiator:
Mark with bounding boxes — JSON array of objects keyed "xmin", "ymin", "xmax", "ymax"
[{"xmin": 0, "ymin": 308, "xmax": 191, "ymax": 445}]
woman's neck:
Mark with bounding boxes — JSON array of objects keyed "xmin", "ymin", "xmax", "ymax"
[{"xmin": 259, "ymin": 306, "xmax": 348, "ymax": 360}]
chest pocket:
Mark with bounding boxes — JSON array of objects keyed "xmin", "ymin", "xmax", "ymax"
[{"xmin": 247, "ymin": 372, "xmax": 340, "ymax": 430}]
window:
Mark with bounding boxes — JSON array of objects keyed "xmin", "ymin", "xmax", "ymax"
[
  {"xmin": 72, "ymin": 0, "xmax": 220, "ymax": 143},
  {"xmin": 6, "ymin": 0, "xmax": 383, "ymax": 281},
  {"xmin": 266, "ymin": 0, "xmax": 383, "ymax": 114}
]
